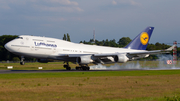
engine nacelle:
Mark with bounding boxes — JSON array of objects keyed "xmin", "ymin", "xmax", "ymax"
[
  {"xmin": 114, "ymin": 54, "xmax": 129, "ymax": 63},
  {"xmin": 77, "ymin": 55, "xmax": 93, "ymax": 64}
]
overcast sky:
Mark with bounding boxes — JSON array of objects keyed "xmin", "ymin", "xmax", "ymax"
[{"xmin": 0, "ymin": 0, "xmax": 180, "ymax": 44}]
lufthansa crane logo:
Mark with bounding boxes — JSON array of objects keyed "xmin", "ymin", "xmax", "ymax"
[{"xmin": 140, "ymin": 32, "xmax": 149, "ymax": 45}]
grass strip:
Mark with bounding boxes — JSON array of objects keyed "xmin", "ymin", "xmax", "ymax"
[
  {"xmin": 0, "ymin": 70, "xmax": 180, "ymax": 101},
  {"xmin": 0, "ymin": 70, "xmax": 180, "ymax": 79}
]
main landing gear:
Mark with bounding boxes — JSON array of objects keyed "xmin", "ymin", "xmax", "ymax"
[
  {"xmin": 63, "ymin": 62, "xmax": 71, "ymax": 70},
  {"xmin": 63, "ymin": 62, "xmax": 90, "ymax": 71},
  {"xmin": 76, "ymin": 65, "xmax": 90, "ymax": 71}
]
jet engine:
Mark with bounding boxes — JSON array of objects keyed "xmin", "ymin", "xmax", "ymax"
[
  {"xmin": 114, "ymin": 54, "xmax": 129, "ymax": 63},
  {"xmin": 76, "ymin": 55, "xmax": 93, "ymax": 64}
]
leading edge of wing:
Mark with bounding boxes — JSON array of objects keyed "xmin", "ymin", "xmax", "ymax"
[
  {"xmin": 93, "ymin": 50, "xmax": 163, "ymax": 57},
  {"xmin": 59, "ymin": 50, "xmax": 164, "ymax": 58}
]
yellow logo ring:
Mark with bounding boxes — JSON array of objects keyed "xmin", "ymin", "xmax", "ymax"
[{"xmin": 140, "ymin": 32, "xmax": 149, "ymax": 45}]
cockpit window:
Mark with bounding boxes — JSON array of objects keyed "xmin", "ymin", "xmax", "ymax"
[{"xmin": 16, "ymin": 37, "xmax": 23, "ymax": 39}]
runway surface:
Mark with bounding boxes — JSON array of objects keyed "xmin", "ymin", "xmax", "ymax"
[
  {"xmin": 0, "ymin": 69, "xmax": 141, "ymax": 74},
  {"xmin": 0, "ymin": 68, "xmax": 180, "ymax": 74},
  {"xmin": 0, "ymin": 69, "xmax": 80, "ymax": 74}
]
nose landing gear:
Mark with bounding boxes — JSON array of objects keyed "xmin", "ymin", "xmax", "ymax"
[{"xmin": 20, "ymin": 56, "xmax": 25, "ymax": 65}]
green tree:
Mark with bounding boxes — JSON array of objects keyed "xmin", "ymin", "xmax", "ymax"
[
  {"xmin": 104, "ymin": 39, "xmax": 109, "ymax": 46},
  {"xmin": 63, "ymin": 34, "xmax": 66, "ymax": 40},
  {"xmin": 109, "ymin": 39, "xmax": 118, "ymax": 47},
  {"xmin": 12, "ymin": 57, "xmax": 20, "ymax": 61},
  {"xmin": 118, "ymin": 37, "xmax": 132, "ymax": 47},
  {"xmin": 67, "ymin": 33, "xmax": 71, "ymax": 42},
  {"xmin": 146, "ymin": 43, "xmax": 156, "ymax": 50}
]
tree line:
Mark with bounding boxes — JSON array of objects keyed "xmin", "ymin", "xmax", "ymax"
[
  {"xmin": 0, "ymin": 35, "xmax": 178, "ymax": 61},
  {"xmin": 80, "ymin": 37, "xmax": 172, "ymax": 50}
]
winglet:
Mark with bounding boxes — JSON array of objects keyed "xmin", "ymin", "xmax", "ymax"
[{"xmin": 125, "ymin": 26, "xmax": 154, "ymax": 50}]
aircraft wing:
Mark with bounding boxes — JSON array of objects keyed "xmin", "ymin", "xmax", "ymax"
[
  {"xmin": 128, "ymin": 50, "xmax": 161, "ymax": 55},
  {"xmin": 94, "ymin": 45, "xmax": 175, "ymax": 57},
  {"xmin": 59, "ymin": 45, "xmax": 175, "ymax": 58},
  {"xmin": 57, "ymin": 45, "xmax": 175, "ymax": 64},
  {"xmin": 92, "ymin": 50, "xmax": 164, "ymax": 61},
  {"xmin": 125, "ymin": 45, "xmax": 175, "ymax": 60},
  {"xmin": 92, "ymin": 50, "xmax": 162, "ymax": 57}
]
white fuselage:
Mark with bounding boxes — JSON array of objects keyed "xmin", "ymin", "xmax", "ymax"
[{"xmin": 5, "ymin": 35, "xmax": 147, "ymax": 62}]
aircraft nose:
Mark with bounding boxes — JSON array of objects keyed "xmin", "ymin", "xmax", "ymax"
[{"xmin": 4, "ymin": 42, "xmax": 12, "ymax": 52}]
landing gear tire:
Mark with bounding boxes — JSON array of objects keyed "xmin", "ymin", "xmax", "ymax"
[
  {"xmin": 20, "ymin": 56, "xmax": 25, "ymax": 65},
  {"xmin": 82, "ymin": 66, "xmax": 87, "ymax": 70},
  {"xmin": 76, "ymin": 66, "xmax": 90, "ymax": 71},
  {"xmin": 63, "ymin": 63, "xmax": 71, "ymax": 70},
  {"xmin": 75, "ymin": 67, "xmax": 80, "ymax": 70},
  {"xmin": 66, "ymin": 67, "xmax": 71, "ymax": 70},
  {"xmin": 20, "ymin": 61, "xmax": 25, "ymax": 65},
  {"xmin": 83, "ymin": 66, "xmax": 90, "ymax": 71},
  {"xmin": 86, "ymin": 67, "xmax": 90, "ymax": 70}
]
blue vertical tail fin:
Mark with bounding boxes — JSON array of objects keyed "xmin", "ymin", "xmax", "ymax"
[{"xmin": 125, "ymin": 26, "xmax": 154, "ymax": 50}]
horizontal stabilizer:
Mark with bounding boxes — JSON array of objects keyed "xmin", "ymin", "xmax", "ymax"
[{"xmin": 166, "ymin": 45, "xmax": 176, "ymax": 51}]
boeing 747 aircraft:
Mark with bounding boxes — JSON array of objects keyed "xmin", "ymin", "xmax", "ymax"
[{"xmin": 4, "ymin": 27, "xmax": 175, "ymax": 70}]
